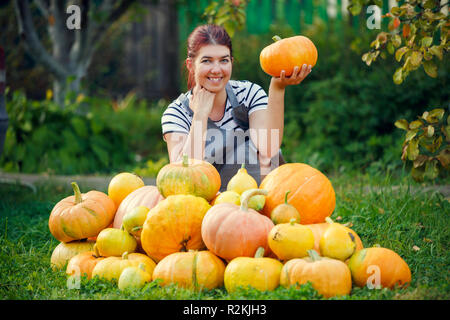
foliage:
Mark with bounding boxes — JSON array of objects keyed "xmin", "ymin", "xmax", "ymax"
[
  {"xmin": 0, "ymin": 89, "xmax": 167, "ymax": 175},
  {"xmin": 395, "ymin": 108, "xmax": 449, "ymax": 181},
  {"xmin": 202, "ymin": 0, "xmax": 248, "ymax": 38}
]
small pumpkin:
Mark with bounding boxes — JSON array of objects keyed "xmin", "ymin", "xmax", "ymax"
[
  {"xmin": 319, "ymin": 217, "xmax": 356, "ymax": 261},
  {"xmin": 141, "ymin": 194, "xmax": 211, "ymax": 262},
  {"xmin": 66, "ymin": 245, "xmax": 105, "ymax": 279},
  {"xmin": 268, "ymin": 218, "xmax": 314, "ymax": 261},
  {"xmin": 122, "ymin": 206, "xmax": 150, "ymax": 238},
  {"xmin": 113, "ymin": 185, "xmax": 164, "ymax": 229},
  {"xmin": 227, "ymin": 163, "xmax": 258, "ymax": 195},
  {"xmin": 118, "ymin": 263, "xmax": 152, "ymax": 291},
  {"xmin": 156, "ymin": 154, "xmax": 221, "ymax": 202},
  {"xmin": 108, "ymin": 172, "xmax": 145, "ymax": 208},
  {"xmin": 242, "ymin": 189, "xmax": 266, "ymax": 212},
  {"xmin": 152, "ymin": 250, "xmax": 226, "ymax": 290},
  {"xmin": 201, "ymin": 189, "xmax": 274, "ymax": 261},
  {"xmin": 50, "ymin": 239, "xmax": 96, "ymax": 270},
  {"xmin": 224, "ymin": 247, "xmax": 283, "ymax": 292},
  {"xmin": 212, "ymin": 190, "xmax": 241, "ymax": 206},
  {"xmin": 280, "ymin": 250, "xmax": 352, "ymax": 298},
  {"xmin": 49, "ymin": 182, "xmax": 116, "ymax": 243},
  {"xmin": 260, "ymin": 163, "xmax": 335, "ymax": 224},
  {"xmin": 95, "ymin": 227, "xmax": 137, "ymax": 257},
  {"xmin": 260, "ymin": 35, "xmax": 318, "ymax": 77},
  {"xmin": 270, "ymin": 191, "xmax": 301, "ymax": 224},
  {"xmin": 92, "ymin": 251, "xmax": 156, "ymax": 283},
  {"xmin": 347, "ymin": 247, "xmax": 411, "ymax": 289}
]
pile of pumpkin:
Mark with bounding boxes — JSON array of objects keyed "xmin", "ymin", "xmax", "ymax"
[{"xmin": 49, "ymin": 156, "xmax": 411, "ymax": 297}]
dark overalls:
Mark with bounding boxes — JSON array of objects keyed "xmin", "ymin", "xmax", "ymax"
[{"xmin": 177, "ymin": 83, "xmax": 285, "ymax": 191}]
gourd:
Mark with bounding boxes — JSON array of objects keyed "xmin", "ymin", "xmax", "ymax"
[
  {"xmin": 201, "ymin": 189, "xmax": 274, "ymax": 261},
  {"xmin": 156, "ymin": 154, "xmax": 221, "ymax": 202},
  {"xmin": 49, "ymin": 182, "xmax": 116, "ymax": 243},
  {"xmin": 50, "ymin": 239, "xmax": 96, "ymax": 270},
  {"xmin": 118, "ymin": 263, "xmax": 152, "ymax": 291},
  {"xmin": 212, "ymin": 191, "xmax": 241, "ymax": 206},
  {"xmin": 95, "ymin": 227, "xmax": 137, "ymax": 257},
  {"xmin": 260, "ymin": 163, "xmax": 335, "ymax": 224},
  {"xmin": 270, "ymin": 191, "xmax": 301, "ymax": 224},
  {"xmin": 108, "ymin": 172, "xmax": 145, "ymax": 208},
  {"xmin": 224, "ymin": 247, "xmax": 283, "ymax": 292},
  {"xmin": 280, "ymin": 250, "xmax": 352, "ymax": 298},
  {"xmin": 227, "ymin": 163, "xmax": 258, "ymax": 195},
  {"xmin": 141, "ymin": 194, "xmax": 211, "ymax": 262},
  {"xmin": 121, "ymin": 206, "xmax": 149, "ymax": 238},
  {"xmin": 152, "ymin": 250, "xmax": 226, "ymax": 290},
  {"xmin": 260, "ymin": 35, "xmax": 318, "ymax": 77},
  {"xmin": 319, "ymin": 217, "xmax": 356, "ymax": 261}
]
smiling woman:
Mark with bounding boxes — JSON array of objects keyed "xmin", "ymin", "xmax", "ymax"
[{"xmin": 161, "ymin": 24, "xmax": 312, "ymax": 189}]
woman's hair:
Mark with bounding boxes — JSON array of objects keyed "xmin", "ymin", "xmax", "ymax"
[{"xmin": 185, "ymin": 24, "xmax": 233, "ymax": 90}]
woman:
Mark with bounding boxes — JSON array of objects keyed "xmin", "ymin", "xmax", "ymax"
[{"xmin": 161, "ymin": 24, "xmax": 312, "ymax": 190}]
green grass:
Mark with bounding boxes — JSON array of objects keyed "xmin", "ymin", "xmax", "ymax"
[{"xmin": 0, "ymin": 171, "xmax": 449, "ymax": 300}]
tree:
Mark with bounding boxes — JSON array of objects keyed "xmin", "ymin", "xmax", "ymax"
[{"xmin": 14, "ymin": 0, "xmax": 138, "ymax": 106}]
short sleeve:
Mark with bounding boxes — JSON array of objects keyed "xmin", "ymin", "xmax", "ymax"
[
  {"xmin": 161, "ymin": 100, "xmax": 191, "ymax": 136},
  {"xmin": 240, "ymin": 82, "xmax": 268, "ymax": 115}
]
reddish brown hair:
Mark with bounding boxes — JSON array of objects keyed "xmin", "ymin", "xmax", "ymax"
[{"xmin": 185, "ymin": 24, "xmax": 233, "ymax": 90}]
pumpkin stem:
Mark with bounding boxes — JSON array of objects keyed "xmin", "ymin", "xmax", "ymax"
[
  {"xmin": 307, "ymin": 249, "xmax": 321, "ymax": 262},
  {"xmin": 71, "ymin": 182, "xmax": 83, "ymax": 204},
  {"xmin": 325, "ymin": 217, "xmax": 334, "ymax": 224},
  {"xmin": 182, "ymin": 154, "xmax": 189, "ymax": 167},
  {"xmin": 254, "ymin": 247, "xmax": 265, "ymax": 258},
  {"xmin": 122, "ymin": 251, "xmax": 129, "ymax": 260},
  {"xmin": 284, "ymin": 190, "xmax": 291, "ymax": 204},
  {"xmin": 240, "ymin": 189, "xmax": 268, "ymax": 211},
  {"xmin": 289, "ymin": 218, "xmax": 296, "ymax": 225},
  {"xmin": 272, "ymin": 35, "xmax": 282, "ymax": 42}
]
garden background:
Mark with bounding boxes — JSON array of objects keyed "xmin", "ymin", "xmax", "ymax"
[{"xmin": 0, "ymin": 0, "xmax": 449, "ymax": 300}]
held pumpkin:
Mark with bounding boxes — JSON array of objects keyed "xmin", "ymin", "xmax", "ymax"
[
  {"xmin": 347, "ymin": 247, "xmax": 411, "ymax": 289},
  {"xmin": 260, "ymin": 163, "xmax": 336, "ymax": 224},
  {"xmin": 280, "ymin": 250, "xmax": 352, "ymax": 298},
  {"xmin": 50, "ymin": 239, "xmax": 96, "ymax": 270},
  {"xmin": 141, "ymin": 194, "xmax": 211, "ymax": 262},
  {"xmin": 152, "ymin": 250, "xmax": 226, "ymax": 290},
  {"xmin": 260, "ymin": 35, "xmax": 318, "ymax": 77},
  {"xmin": 66, "ymin": 245, "xmax": 105, "ymax": 279},
  {"xmin": 107, "ymin": 172, "xmax": 145, "ymax": 209},
  {"xmin": 113, "ymin": 185, "xmax": 164, "ymax": 229},
  {"xmin": 224, "ymin": 247, "xmax": 283, "ymax": 292},
  {"xmin": 49, "ymin": 182, "xmax": 116, "ymax": 243},
  {"xmin": 156, "ymin": 154, "xmax": 221, "ymax": 202},
  {"xmin": 201, "ymin": 189, "xmax": 274, "ymax": 261}
]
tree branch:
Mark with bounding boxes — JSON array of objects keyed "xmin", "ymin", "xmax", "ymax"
[{"xmin": 13, "ymin": 0, "xmax": 68, "ymax": 80}]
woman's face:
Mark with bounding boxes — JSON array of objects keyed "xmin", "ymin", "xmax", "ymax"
[{"xmin": 188, "ymin": 44, "xmax": 232, "ymax": 93}]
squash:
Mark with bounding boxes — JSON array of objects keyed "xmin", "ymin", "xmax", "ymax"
[
  {"xmin": 140, "ymin": 194, "xmax": 211, "ymax": 262},
  {"xmin": 212, "ymin": 190, "xmax": 241, "ymax": 206},
  {"xmin": 227, "ymin": 163, "xmax": 258, "ymax": 195},
  {"xmin": 156, "ymin": 154, "xmax": 221, "ymax": 202},
  {"xmin": 260, "ymin": 35, "xmax": 318, "ymax": 77},
  {"xmin": 66, "ymin": 245, "xmax": 105, "ymax": 279},
  {"xmin": 122, "ymin": 206, "xmax": 149, "ymax": 238},
  {"xmin": 319, "ymin": 217, "xmax": 357, "ymax": 261},
  {"xmin": 118, "ymin": 263, "xmax": 152, "ymax": 291},
  {"xmin": 108, "ymin": 172, "xmax": 145, "ymax": 208},
  {"xmin": 49, "ymin": 182, "xmax": 116, "ymax": 243},
  {"xmin": 201, "ymin": 189, "xmax": 274, "ymax": 261},
  {"xmin": 95, "ymin": 227, "xmax": 137, "ymax": 257},
  {"xmin": 270, "ymin": 191, "xmax": 301, "ymax": 224},
  {"xmin": 152, "ymin": 250, "xmax": 226, "ymax": 290},
  {"xmin": 113, "ymin": 185, "xmax": 164, "ymax": 229},
  {"xmin": 50, "ymin": 239, "xmax": 96, "ymax": 270},
  {"xmin": 347, "ymin": 247, "xmax": 411, "ymax": 289},
  {"xmin": 224, "ymin": 247, "xmax": 283, "ymax": 292},
  {"xmin": 280, "ymin": 250, "xmax": 352, "ymax": 298},
  {"xmin": 268, "ymin": 218, "xmax": 314, "ymax": 260},
  {"xmin": 260, "ymin": 163, "xmax": 335, "ymax": 224}
]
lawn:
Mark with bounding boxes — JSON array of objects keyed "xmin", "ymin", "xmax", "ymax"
[{"xmin": 0, "ymin": 170, "xmax": 449, "ymax": 300}]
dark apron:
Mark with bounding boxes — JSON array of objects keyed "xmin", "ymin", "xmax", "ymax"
[{"xmin": 177, "ymin": 83, "xmax": 285, "ymax": 191}]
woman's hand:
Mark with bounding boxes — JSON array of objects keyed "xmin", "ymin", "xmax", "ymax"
[
  {"xmin": 271, "ymin": 64, "xmax": 312, "ymax": 90},
  {"xmin": 189, "ymin": 85, "xmax": 216, "ymax": 119}
]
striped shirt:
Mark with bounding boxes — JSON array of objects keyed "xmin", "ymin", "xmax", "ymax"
[{"xmin": 161, "ymin": 80, "xmax": 268, "ymax": 136}]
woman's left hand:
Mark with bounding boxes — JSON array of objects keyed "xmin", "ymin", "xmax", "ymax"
[{"xmin": 271, "ymin": 64, "xmax": 312, "ymax": 90}]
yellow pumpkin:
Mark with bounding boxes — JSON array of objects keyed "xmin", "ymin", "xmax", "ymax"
[
  {"xmin": 95, "ymin": 227, "xmax": 137, "ymax": 257},
  {"xmin": 121, "ymin": 206, "xmax": 150, "ymax": 238},
  {"xmin": 108, "ymin": 172, "xmax": 145, "ymax": 208},
  {"xmin": 118, "ymin": 263, "xmax": 152, "ymax": 291},
  {"xmin": 270, "ymin": 191, "xmax": 301, "ymax": 224},
  {"xmin": 212, "ymin": 190, "xmax": 241, "ymax": 206},
  {"xmin": 227, "ymin": 163, "xmax": 258, "ymax": 195},
  {"xmin": 224, "ymin": 247, "xmax": 283, "ymax": 292},
  {"xmin": 268, "ymin": 218, "xmax": 315, "ymax": 261},
  {"xmin": 319, "ymin": 217, "xmax": 357, "ymax": 261}
]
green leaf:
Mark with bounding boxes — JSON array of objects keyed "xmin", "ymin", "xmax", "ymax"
[
  {"xmin": 348, "ymin": 3, "xmax": 362, "ymax": 16},
  {"xmin": 410, "ymin": 51, "xmax": 423, "ymax": 67},
  {"xmin": 393, "ymin": 67, "xmax": 403, "ymax": 84},
  {"xmin": 429, "ymin": 108, "xmax": 445, "ymax": 120},
  {"xmin": 424, "ymin": 160, "xmax": 439, "ymax": 180},
  {"xmin": 421, "ymin": 37, "xmax": 433, "ymax": 48},
  {"xmin": 423, "ymin": 60, "xmax": 437, "ymax": 78},
  {"xmin": 391, "ymin": 35, "xmax": 402, "ymax": 48},
  {"xmin": 427, "ymin": 125, "xmax": 435, "ymax": 137},
  {"xmin": 407, "ymin": 139, "xmax": 419, "ymax": 161},
  {"xmin": 406, "ymin": 129, "xmax": 418, "ymax": 142},
  {"xmin": 387, "ymin": 42, "xmax": 395, "ymax": 55},
  {"xmin": 413, "ymin": 155, "xmax": 428, "ymax": 168},
  {"xmin": 409, "ymin": 120, "xmax": 423, "ymax": 130},
  {"xmin": 429, "ymin": 46, "xmax": 443, "ymax": 60},
  {"xmin": 395, "ymin": 119, "xmax": 409, "ymax": 130},
  {"xmin": 395, "ymin": 47, "xmax": 409, "ymax": 62}
]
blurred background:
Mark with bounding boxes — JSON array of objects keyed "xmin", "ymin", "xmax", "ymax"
[{"xmin": 0, "ymin": 0, "xmax": 448, "ymax": 180}]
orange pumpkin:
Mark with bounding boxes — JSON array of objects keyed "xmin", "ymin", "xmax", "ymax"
[
  {"xmin": 113, "ymin": 185, "xmax": 164, "ymax": 229},
  {"xmin": 201, "ymin": 189, "xmax": 274, "ymax": 261},
  {"xmin": 140, "ymin": 194, "xmax": 211, "ymax": 262},
  {"xmin": 49, "ymin": 182, "xmax": 116, "ymax": 243},
  {"xmin": 156, "ymin": 154, "xmax": 221, "ymax": 202},
  {"xmin": 347, "ymin": 247, "xmax": 411, "ymax": 289},
  {"xmin": 66, "ymin": 245, "xmax": 105, "ymax": 279},
  {"xmin": 260, "ymin": 163, "xmax": 335, "ymax": 224},
  {"xmin": 260, "ymin": 35, "xmax": 318, "ymax": 77}
]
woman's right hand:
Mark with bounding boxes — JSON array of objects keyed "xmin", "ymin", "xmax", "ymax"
[{"xmin": 190, "ymin": 85, "xmax": 216, "ymax": 119}]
